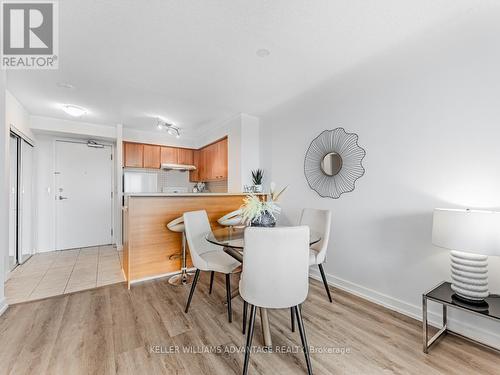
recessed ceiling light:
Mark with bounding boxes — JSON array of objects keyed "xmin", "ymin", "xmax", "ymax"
[
  {"xmin": 256, "ymin": 48, "xmax": 270, "ymax": 57},
  {"xmin": 57, "ymin": 82, "xmax": 75, "ymax": 89},
  {"xmin": 62, "ymin": 104, "xmax": 87, "ymax": 117}
]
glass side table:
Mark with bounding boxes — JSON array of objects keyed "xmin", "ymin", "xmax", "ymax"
[{"xmin": 422, "ymin": 281, "xmax": 500, "ymax": 353}]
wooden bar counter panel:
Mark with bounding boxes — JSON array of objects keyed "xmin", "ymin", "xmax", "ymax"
[{"xmin": 123, "ymin": 194, "xmax": 246, "ymax": 287}]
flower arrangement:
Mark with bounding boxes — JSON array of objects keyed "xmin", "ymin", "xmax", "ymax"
[{"xmin": 241, "ymin": 183, "xmax": 287, "ymax": 227}]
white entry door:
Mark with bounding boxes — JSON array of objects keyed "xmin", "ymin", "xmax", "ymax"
[{"xmin": 55, "ymin": 141, "xmax": 113, "ymax": 250}]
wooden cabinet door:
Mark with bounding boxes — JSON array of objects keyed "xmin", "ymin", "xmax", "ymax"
[
  {"xmin": 143, "ymin": 145, "xmax": 161, "ymax": 168},
  {"xmin": 215, "ymin": 138, "xmax": 228, "ymax": 179},
  {"xmin": 206, "ymin": 143, "xmax": 218, "ymax": 180},
  {"xmin": 178, "ymin": 148, "xmax": 194, "ymax": 165},
  {"xmin": 190, "ymin": 150, "xmax": 200, "ymax": 182},
  {"xmin": 199, "ymin": 147, "xmax": 208, "ymax": 181},
  {"xmin": 160, "ymin": 147, "xmax": 178, "ymax": 164},
  {"xmin": 123, "ymin": 142, "xmax": 144, "ymax": 167}
]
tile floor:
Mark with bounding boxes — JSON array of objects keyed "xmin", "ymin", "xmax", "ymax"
[{"xmin": 5, "ymin": 245, "xmax": 125, "ymax": 304}]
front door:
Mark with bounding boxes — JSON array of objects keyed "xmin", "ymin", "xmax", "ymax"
[{"xmin": 55, "ymin": 140, "xmax": 113, "ymax": 250}]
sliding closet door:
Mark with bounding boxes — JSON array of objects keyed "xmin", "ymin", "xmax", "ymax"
[
  {"xmin": 8, "ymin": 134, "xmax": 18, "ymax": 271},
  {"xmin": 19, "ymin": 140, "xmax": 34, "ymax": 263}
]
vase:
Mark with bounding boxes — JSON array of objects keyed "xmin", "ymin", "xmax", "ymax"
[
  {"xmin": 251, "ymin": 211, "xmax": 276, "ymax": 227},
  {"xmin": 254, "ymin": 184, "xmax": 263, "ymax": 193}
]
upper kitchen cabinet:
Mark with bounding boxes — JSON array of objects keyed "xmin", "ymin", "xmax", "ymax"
[
  {"xmin": 160, "ymin": 146, "xmax": 178, "ymax": 164},
  {"xmin": 190, "ymin": 150, "xmax": 200, "ymax": 182},
  {"xmin": 178, "ymin": 148, "xmax": 194, "ymax": 165},
  {"xmin": 123, "ymin": 142, "xmax": 144, "ymax": 167},
  {"xmin": 143, "ymin": 144, "xmax": 161, "ymax": 168},
  {"xmin": 214, "ymin": 137, "xmax": 228, "ymax": 180},
  {"xmin": 192, "ymin": 137, "xmax": 228, "ymax": 182},
  {"xmin": 124, "ymin": 139, "xmax": 227, "ymax": 181}
]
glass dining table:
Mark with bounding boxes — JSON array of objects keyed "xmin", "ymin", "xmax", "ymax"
[{"xmin": 205, "ymin": 226, "xmax": 321, "ymax": 348}]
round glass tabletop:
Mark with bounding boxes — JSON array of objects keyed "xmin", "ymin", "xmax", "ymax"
[{"xmin": 206, "ymin": 226, "xmax": 321, "ymax": 249}]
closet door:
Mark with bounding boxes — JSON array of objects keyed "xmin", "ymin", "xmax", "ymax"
[
  {"xmin": 19, "ymin": 140, "xmax": 34, "ymax": 263},
  {"xmin": 8, "ymin": 134, "xmax": 18, "ymax": 271}
]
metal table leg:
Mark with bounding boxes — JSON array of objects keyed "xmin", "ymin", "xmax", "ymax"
[
  {"xmin": 423, "ymin": 295, "xmax": 448, "ymax": 353},
  {"xmin": 260, "ymin": 308, "xmax": 272, "ymax": 349}
]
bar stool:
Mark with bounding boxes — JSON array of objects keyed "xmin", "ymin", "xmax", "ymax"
[
  {"xmin": 218, "ymin": 209, "xmax": 244, "ymax": 228},
  {"xmin": 167, "ymin": 216, "xmax": 194, "ymax": 285}
]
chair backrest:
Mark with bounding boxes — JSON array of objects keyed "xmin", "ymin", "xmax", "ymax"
[
  {"xmin": 218, "ymin": 208, "xmax": 243, "ymax": 226},
  {"xmin": 240, "ymin": 226, "xmax": 310, "ymax": 309},
  {"xmin": 183, "ymin": 210, "xmax": 221, "ymax": 269},
  {"xmin": 299, "ymin": 208, "xmax": 331, "ymax": 264}
]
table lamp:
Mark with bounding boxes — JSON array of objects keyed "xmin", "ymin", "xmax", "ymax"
[{"xmin": 432, "ymin": 208, "xmax": 500, "ymax": 304}]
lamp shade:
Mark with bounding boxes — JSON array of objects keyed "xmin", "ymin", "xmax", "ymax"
[{"xmin": 432, "ymin": 208, "xmax": 500, "ymax": 256}]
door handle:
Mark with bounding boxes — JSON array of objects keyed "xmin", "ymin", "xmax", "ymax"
[{"xmin": 58, "ymin": 196, "xmax": 68, "ymax": 200}]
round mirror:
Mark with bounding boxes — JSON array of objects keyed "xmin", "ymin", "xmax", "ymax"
[{"xmin": 321, "ymin": 152, "xmax": 343, "ymax": 176}]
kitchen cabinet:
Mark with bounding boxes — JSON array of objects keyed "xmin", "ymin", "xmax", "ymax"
[
  {"xmin": 143, "ymin": 144, "xmax": 161, "ymax": 168},
  {"xmin": 178, "ymin": 148, "xmax": 194, "ymax": 165},
  {"xmin": 213, "ymin": 138, "xmax": 227, "ymax": 180},
  {"xmin": 160, "ymin": 146, "xmax": 178, "ymax": 164},
  {"xmin": 189, "ymin": 150, "xmax": 200, "ymax": 182},
  {"xmin": 123, "ymin": 142, "xmax": 144, "ymax": 168},
  {"xmin": 124, "ymin": 139, "xmax": 227, "ymax": 182},
  {"xmin": 191, "ymin": 137, "xmax": 227, "ymax": 182}
]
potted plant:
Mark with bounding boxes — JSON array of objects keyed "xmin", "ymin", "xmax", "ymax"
[
  {"xmin": 241, "ymin": 183, "xmax": 287, "ymax": 227},
  {"xmin": 251, "ymin": 169, "xmax": 264, "ymax": 193}
]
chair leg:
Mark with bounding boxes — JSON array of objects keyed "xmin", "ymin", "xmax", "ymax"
[
  {"xmin": 226, "ymin": 273, "xmax": 232, "ymax": 323},
  {"xmin": 209, "ymin": 271, "xmax": 215, "ymax": 294},
  {"xmin": 184, "ymin": 269, "xmax": 200, "ymax": 313},
  {"xmin": 243, "ymin": 305, "xmax": 257, "ymax": 375},
  {"xmin": 291, "ymin": 307, "xmax": 295, "ymax": 332},
  {"xmin": 242, "ymin": 301, "xmax": 248, "ymax": 334},
  {"xmin": 294, "ymin": 305, "xmax": 313, "ymax": 375},
  {"xmin": 318, "ymin": 264, "xmax": 333, "ymax": 303}
]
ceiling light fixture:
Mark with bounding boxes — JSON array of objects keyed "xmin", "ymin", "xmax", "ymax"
[
  {"xmin": 256, "ymin": 48, "xmax": 270, "ymax": 57},
  {"xmin": 156, "ymin": 118, "xmax": 180, "ymax": 138},
  {"xmin": 62, "ymin": 104, "xmax": 87, "ymax": 117}
]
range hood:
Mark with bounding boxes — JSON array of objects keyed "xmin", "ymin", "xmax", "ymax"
[{"xmin": 161, "ymin": 163, "xmax": 196, "ymax": 171}]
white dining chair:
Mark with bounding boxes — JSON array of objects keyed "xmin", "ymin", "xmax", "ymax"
[
  {"xmin": 300, "ymin": 208, "xmax": 333, "ymax": 302},
  {"xmin": 240, "ymin": 226, "xmax": 313, "ymax": 375},
  {"xmin": 217, "ymin": 209, "xmax": 244, "ymax": 227},
  {"xmin": 183, "ymin": 210, "xmax": 241, "ymax": 322}
]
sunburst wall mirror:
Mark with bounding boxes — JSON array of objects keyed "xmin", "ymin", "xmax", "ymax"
[{"xmin": 304, "ymin": 128, "xmax": 366, "ymax": 198}]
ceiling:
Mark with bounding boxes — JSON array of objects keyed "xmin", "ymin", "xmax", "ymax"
[{"xmin": 6, "ymin": 0, "xmax": 496, "ymax": 137}]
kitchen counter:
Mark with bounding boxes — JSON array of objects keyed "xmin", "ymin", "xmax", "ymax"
[
  {"xmin": 122, "ymin": 193, "xmax": 250, "ymax": 287},
  {"xmin": 125, "ymin": 192, "xmax": 255, "ymax": 197}
]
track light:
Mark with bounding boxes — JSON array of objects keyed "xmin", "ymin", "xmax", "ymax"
[{"xmin": 156, "ymin": 118, "xmax": 180, "ymax": 138}]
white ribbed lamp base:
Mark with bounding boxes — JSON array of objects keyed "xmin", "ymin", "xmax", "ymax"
[{"xmin": 450, "ymin": 250, "xmax": 489, "ymax": 301}]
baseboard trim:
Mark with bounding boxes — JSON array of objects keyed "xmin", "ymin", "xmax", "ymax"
[
  {"xmin": 0, "ymin": 297, "xmax": 8, "ymax": 316},
  {"xmin": 130, "ymin": 267, "xmax": 197, "ymax": 285},
  {"xmin": 310, "ymin": 268, "xmax": 500, "ymax": 350}
]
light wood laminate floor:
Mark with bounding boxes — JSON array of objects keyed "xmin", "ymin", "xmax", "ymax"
[{"xmin": 0, "ymin": 275, "xmax": 498, "ymax": 375}]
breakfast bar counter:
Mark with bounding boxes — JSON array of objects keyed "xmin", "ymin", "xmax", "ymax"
[{"xmin": 122, "ymin": 193, "xmax": 248, "ymax": 287}]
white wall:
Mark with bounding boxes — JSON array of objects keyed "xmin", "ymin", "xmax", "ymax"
[
  {"xmin": 123, "ymin": 127, "xmax": 197, "ymax": 149},
  {"xmin": 0, "ymin": 72, "xmax": 8, "ymax": 315},
  {"xmin": 239, "ymin": 114, "xmax": 260, "ymax": 188},
  {"xmin": 261, "ymin": 11, "xmax": 500, "ymax": 348},
  {"xmin": 6, "ymin": 91, "xmax": 33, "ymax": 142},
  {"xmin": 31, "ymin": 116, "xmax": 116, "ymax": 140}
]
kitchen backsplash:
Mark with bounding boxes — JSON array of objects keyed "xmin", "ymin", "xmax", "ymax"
[
  {"xmin": 124, "ymin": 168, "xmax": 227, "ymax": 193},
  {"xmin": 124, "ymin": 168, "xmax": 195, "ymax": 192},
  {"xmin": 206, "ymin": 179, "xmax": 228, "ymax": 193}
]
